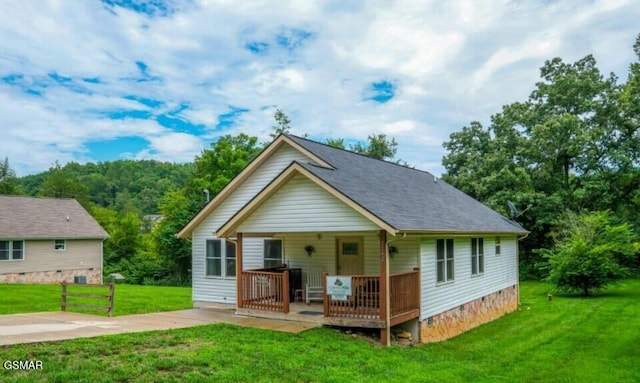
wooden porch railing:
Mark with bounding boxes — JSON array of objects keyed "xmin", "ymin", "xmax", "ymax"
[
  {"xmin": 240, "ymin": 270, "xmax": 290, "ymax": 313},
  {"xmin": 390, "ymin": 268, "xmax": 420, "ymax": 325},
  {"xmin": 324, "ymin": 274, "xmax": 381, "ymax": 319},
  {"xmin": 323, "ymin": 269, "xmax": 420, "ymax": 324}
]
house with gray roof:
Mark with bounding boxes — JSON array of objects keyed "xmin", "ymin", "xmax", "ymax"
[
  {"xmin": 178, "ymin": 134, "xmax": 527, "ymax": 345},
  {"xmin": 0, "ymin": 196, "xmax": 108, "ymax": 284}
]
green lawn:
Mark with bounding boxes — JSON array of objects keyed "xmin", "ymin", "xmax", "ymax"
[
  {"xmin": 0, "ymin": 283, "xmax": 192, "ymax": 316},
  {"xmin": 1, "ymin": 280, "xmax": 639, "ymax": 382}
]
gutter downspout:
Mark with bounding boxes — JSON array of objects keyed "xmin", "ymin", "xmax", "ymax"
[{"xmin": 516, "ymin": 232, "xmax": 530, "ymax": 306}]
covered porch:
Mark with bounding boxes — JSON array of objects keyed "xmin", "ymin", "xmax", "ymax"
[
  {"xmin": 236, "ymin": 267, "xmax": 420, "ymax": 330},
  {"xmin": 233, "ymin": 230, "xmax": 421, "ymax": 345}
]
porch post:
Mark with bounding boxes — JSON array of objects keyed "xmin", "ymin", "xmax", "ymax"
[
  {"xmin": 236, "ymin": 232, "xmax": 243, "ymax": 309},
  {"xmin": 379, "ymin": 230, "xmax": 391, "ymax": 346}
]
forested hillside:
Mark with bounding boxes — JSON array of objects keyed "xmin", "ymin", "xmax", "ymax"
[{"xmin": 17, "ymin": 160, "xmax": 193, "ymax": 215}]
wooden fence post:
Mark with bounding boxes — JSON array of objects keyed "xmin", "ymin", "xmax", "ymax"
[
  {"xmin": 108, "ymin": 283, "xmax": 115, "ymax": 317},
  {"xmin": 61, "ymin": 282, "xmax": 67, "ymax": 312}
]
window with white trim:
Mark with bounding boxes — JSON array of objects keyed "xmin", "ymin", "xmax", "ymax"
[
  {"xmin": 436, "ymin": 239, "xmax": 454, "ymax": 283},
  {"xmin": 495, "ymin": 237, "xmax": 501, "ymax": 255},
  {"xmin": 264, "ymin": 239, "xmax": 283, "ymax": 268},
  {"xmin": 0, "ymin": 240, "xmax": 24, "ymax": 261},
  {"xmin": 54, "ymin": 239, "xmax": 66, "ymax": 251},
  {"xmin": 471, "ymin": 238, "xmax": 484, "ymax": 275},
  {"xmin": 205, "ymin": 239, "xmax": 237, "ymax": 278}
]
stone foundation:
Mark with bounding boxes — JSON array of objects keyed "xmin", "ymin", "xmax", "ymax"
[
  {"xmin": 0, "ymin": 268, "xmax": 102, "ymax": 284},
  {"xmin": 420, "ymin": 285, "xmax": 518, "ymax": 343}
]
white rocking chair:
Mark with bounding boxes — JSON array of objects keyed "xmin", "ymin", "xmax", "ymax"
[{"xmin": 305, "ymin": 270, "xmax": 324, "ymax": 304}]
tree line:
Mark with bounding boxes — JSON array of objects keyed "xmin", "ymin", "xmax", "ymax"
[{"xmin": 442, "ymin": 34, "xmax": 640, "ymax": 293}]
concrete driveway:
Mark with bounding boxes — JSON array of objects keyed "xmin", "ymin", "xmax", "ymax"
[{"xmin": 0, "ymin": 309, "xmax": 320, "ymax": 346}]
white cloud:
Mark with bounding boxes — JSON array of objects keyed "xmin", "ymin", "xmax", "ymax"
[
  {"xmin": 0, "ymin": 0, "xmax": 638, "ymax": 177},
  {"xmin": 138, "ymin": 132, "xmax": 204, "ymax": 162}
]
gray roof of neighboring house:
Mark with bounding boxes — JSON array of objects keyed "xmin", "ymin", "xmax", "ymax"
[
  {"xmin": 0, "ymin": 195, "xmax": 109, "ymax": 240},
  {"xmin": 286, "ymin": 134, "xmax": 527, "ymax": 234}
]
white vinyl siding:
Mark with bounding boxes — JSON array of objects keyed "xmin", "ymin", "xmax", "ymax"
[
  {"xmin": 420, "ymin": 236, "xmax": 518, "ymax": 320},
  {"xmin": 238, "ymin": 174, "xmax": 379, "ymax": 233},
  {"xmin": 387, "ymin": 236, "xmax": 420, "ymax": 274},
  {"xmin": 191, "ymin": 145, "xmax": 312, "ymax": 305}
]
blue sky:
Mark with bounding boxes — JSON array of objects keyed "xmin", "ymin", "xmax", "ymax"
[{"xmin": 1, "ymin": 0, "xmax": 639, "ymax": 176}]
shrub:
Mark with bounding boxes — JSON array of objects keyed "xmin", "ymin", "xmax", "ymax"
[{"xmin": 540, "ymin": 211, "xmax": 639, "ymax": 296}]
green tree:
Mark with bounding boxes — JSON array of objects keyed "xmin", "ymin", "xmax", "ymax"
[
  {"xmin": 351, "ymin": 134, "xmax": 398, "ymax": 160},
  {"xmin": 269, "ymin": 109, "xmax": 292, "ymax": 140},
  {"xmin": 325, "ymin": 138, "xmax": 346, "ymax": 149},
  {"xmin": 153, "ymin": 189, "xmax": 196, "ymax": 283},
  {"xmin": 0, "ymin": 157, "xmax": 19, "ymax": 195},
  {"xmin": 186, "ymin": 134, "xmax": 261, "ymax": 196},
  {"xmin": 541, "ymin": 211, "xmax": 639, "ymax": 296},
  {"xmin": 39, "ymin": 161, "xmax": 90, "ymax": 206},
  {"xmin": 442, "ymin": 121, "xmax": 493, "ymax": 200},
  {"xmin": 106, "ymin": 212, "xmax": 143, "ymax": 264},
  {"xmin": 527, "ymin": 55, "xmax": 616, "ymax": 199}
]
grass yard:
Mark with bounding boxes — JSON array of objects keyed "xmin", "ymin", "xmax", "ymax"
[
  {"xmin": 1, "ymin": 280, "xmax": 639, "ymax": 382},
  {"xmin": 0, "ymin": 283, "xmax": 192, "ymax": 316}
]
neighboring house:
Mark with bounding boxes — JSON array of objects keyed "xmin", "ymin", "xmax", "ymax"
[
  {"xmin": 178, "ymin": 134, "xmax": 527, "ymax": 345},
  {"xmin": 141, "ymin": 214, "xmax": 164, "ymax": 232},
  {"xmin": 0, "ymin": 196, "xmax": 108, "ymax": 284}
]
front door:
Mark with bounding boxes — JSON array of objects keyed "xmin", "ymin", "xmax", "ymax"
[{"xmin": 336, "ymin": 237, "xmax": 364, "ymax": 275}]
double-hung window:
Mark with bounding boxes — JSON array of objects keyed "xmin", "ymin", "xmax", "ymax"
[
  {"xmin": 495, "ymin": 237, "xmax": 501, "ymax": 255},
  {"xmin": 206, "ymin": 239, "xmax": 236, "ymax": 278},
  {"xmin": 436, "ymin": 239, "xmax": 454, "ymax": 283},
  {"xmin": 471, "ymin": 238, "xmax": 484, "ymax": 275},
  {"xmin": 0, "ymin": 240, "xmax": 24, "ymax": 261},
  {"xmin": 264, "ymin": 239, "xmax": 283, "ymax": 268}
]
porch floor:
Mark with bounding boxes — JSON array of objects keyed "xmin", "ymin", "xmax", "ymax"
[{"xmin": 236, "ymin": 302, "xmax": 386, "ymax": 329}]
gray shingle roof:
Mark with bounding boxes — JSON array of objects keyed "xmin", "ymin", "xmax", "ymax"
[
  {"xmin": 0, "ymin": 196, "xmax": 109, "ymax": 239},
  {"xmin": 286, "ymin": 135, "xmax": 527, "ymax": 234}
]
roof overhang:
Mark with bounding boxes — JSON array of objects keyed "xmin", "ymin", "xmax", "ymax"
[
  {"xmin": 400, "ymin": 229, "xmax": 529, "ymax": 236},
  {"xmin": 216, "ymin": 162, "xmax": 398, "ymax": 238},
  {"xmin": 397, "ymin": 229, "xmax": 529, "ymax": 237},
  {"xmin": 176, "ymin": 134, "xmax": 333, "ymax": 239}
]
